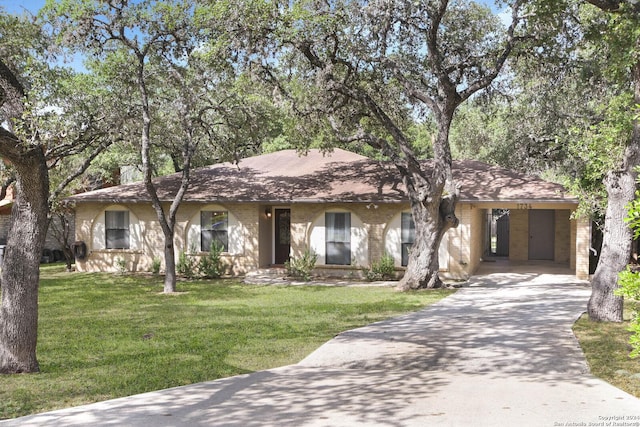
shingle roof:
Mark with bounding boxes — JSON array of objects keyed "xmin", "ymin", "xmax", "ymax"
[{"xmin": 67, "ymin": 149, "xmax": 577, "ymax": 205}]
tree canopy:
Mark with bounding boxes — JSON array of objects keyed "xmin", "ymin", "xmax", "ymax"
[
  {"xmin": 212, "ymin": 0, "xmax": 524, "ymax": 289},
  {"xmin": 3, "ymin": 0, "xmax": 640, "ymax": 374}
]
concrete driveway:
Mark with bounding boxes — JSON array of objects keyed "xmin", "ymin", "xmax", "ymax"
[{"xmin": 4, "ymin": 267, "xmax": 640, "ymax": 426}]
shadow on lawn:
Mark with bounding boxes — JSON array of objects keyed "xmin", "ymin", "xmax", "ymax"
[{"xmin": 7, "ymin": 271, "xmax": 611, "ymax": 427}]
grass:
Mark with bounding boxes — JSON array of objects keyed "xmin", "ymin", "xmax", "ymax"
[
  {"xmin": 1, "ymin": 264, "xmax": 454, "ymax": 420},
  {"xmin": 573, "ymin": 302, "xmax": 640, "ymax": 398}
]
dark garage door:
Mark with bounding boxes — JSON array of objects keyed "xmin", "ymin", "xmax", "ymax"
[{"xmin": 529, "ymin": 210, "xmax": 555, "ymax": 260}]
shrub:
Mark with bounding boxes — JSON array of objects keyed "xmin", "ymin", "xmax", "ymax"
[
  {"xmin": 151, "ymin": 257, "xmax": 161, "ymax": 275},
  {"xmin": 177, "ymin": 251, "xmax": 197, "ymax": 279},
  {"xmin": 616, "ymin": 191, "xmax": 640, "ymax": 357},
  {"xmin": 616, "ymin": 267, "xmax": 640, "ymax": 357},
  {"xmin": 285, "ymin": 250, "xmax": 318, "ymax": 281},
  {"xmin": 115, "ymin": 257, "xmax": 127, "ymax": 275},
  {"xmin": 198, "ymin": 242, "xmax": 224, "ymax": 279},
  {"xmin": 364, "ymin": 253, "xmax": 396, "ymax": 281}
]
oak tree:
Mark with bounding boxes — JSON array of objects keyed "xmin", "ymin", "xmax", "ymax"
[
  {"xmin": 225, "ymin": 0, "xmax": 524, "ymax": 289},
  {"xmin": 0, "ymin": 12, "xmax": 117, "ymax": 373},
  {"xmin": 580, "ymin": 0, "xmax": 640, "ymax": 322}
]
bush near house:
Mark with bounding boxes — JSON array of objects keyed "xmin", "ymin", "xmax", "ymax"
[
  {"xmin": 285, "ymin": 250, "xmax": 318, "ymax": 281},
  {"xmin": 363, "ymin": 253, "xmax": 397, "ymax": 281},
  {"xmin": 571, "ymin": 189, "xmax": 640, "ymax": 398},
  {"xmin": 198, "ymin": 242, "xmax": 225, "ymax": 279},
  {"xmin": 177, "ymin": 243, "xmax": 225, "ymax": 279}
]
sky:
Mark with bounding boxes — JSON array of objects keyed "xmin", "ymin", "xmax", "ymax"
[
  {"xmin": 0, "ymin": 0, "xmax": 45, "ymax": 15},
  {"xmin": 1, "ymin": 0, "xmax": 509, "ymax": 73}
]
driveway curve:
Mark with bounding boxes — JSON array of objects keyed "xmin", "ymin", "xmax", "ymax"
[{"xmin": 4, "ymin": 269, "xmax": 640, "ymax": 426}]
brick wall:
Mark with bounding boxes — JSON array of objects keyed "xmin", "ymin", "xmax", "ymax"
[
  {"xmin": 76, "ymin": 202, "xmax": 261, "ymax": 275},
  {"xmin": 290, "ymin": 202, "xmax": 401, "ymax": 268},
  {"xmin": 75, "ymin": 200, "xmax": 588, "ymax": 280},
  {"xmin": 575, "ymin": 216, "xmax": 590, "ymax": 280},
  {"xmin": 468, "ymin": 205, "xmax": 484, "ymax": 275},
  {"xmin": 509, "ymin": 209, "xmax": 529, "ymax": 261},
  {"xmin": 554, "ymin": 210, "xmax": 571, "ymax": 263}
]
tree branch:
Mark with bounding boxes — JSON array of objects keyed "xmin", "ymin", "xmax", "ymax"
[
  {"xmin": 460, "ymin": 0, "xmax": 523, "ymax": 101},
  {"xmin": 48, "ymin": 137, "xmax": 114, "ymax": 205},
  {"xmin": 0, "ymin": 60, "xmax": 25, "ymax": 99},
  {"xmin": 584, "ymin": 0, "xmax": 623, "ymax": 11}
]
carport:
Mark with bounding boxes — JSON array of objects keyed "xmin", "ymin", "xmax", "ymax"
[
  {"xmin": 456, "ymin": 201, "xmax": 590, "ymax": 280},
  {"xmin": 443, "ymin": 160, "xmax": 591, "ymax": 281}
]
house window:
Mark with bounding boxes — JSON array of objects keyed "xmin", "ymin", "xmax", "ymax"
[
  {"xmin": 401, "ymin": 212, "xmax": 415, "ymax": 267},
  {"xmin": 105, "ymin": 211, "xmax": 130, "ymax": 249},
  {"xmin": 326, "ymin": 212, "xmax": 351, "ymax": 265},
  {"xmin": 201, "ymin": 211, "xmax": 228, "ymax": 252}
]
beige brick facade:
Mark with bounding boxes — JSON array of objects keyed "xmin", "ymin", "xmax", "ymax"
[
  {"xmin": 575, "ymin": 216, "xmax": 591, "ymax": 280},
  {"xmin": 70, "ymin": 149, "xmax": 587, "ymax": 280},
  {"xmin": 75, "ymin": 200, "xmax": 588, "ymax": 280},
  {"xmin": 444, "ymin": 205, "xmax": 472, "ymax": 279},
  {"xmin": 509, "ymin": 209, "xmax": 529, "ymax": 261},
  {"xmin": 554, "ymin": 210, "xmax": 571, "ymax": 263},
  {"xmin": 468, "ymin": 205, "xmax": 484, "ymax": 276}
]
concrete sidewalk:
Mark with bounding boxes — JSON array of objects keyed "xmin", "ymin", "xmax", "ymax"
[{"xmin": 4, "ymin": 270, "xmax": 640, "ymax": 426}]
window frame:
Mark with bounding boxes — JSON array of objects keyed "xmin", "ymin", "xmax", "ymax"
[
  {"xmin": 200, "ymin": 210, "xmax": 229, "ymax": 252},
  {"xmin": 325, "ymin": 212, "xmax": 351, "ymax": 265},
  {"xmin": 105, "ymin": 210, "xmax": 130, "ymax": 250},
  {"xmin": 401, "ymin": 212, "xmax": 415, "ymax": 267}
]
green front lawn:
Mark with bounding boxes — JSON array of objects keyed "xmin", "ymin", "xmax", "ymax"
[
  {"xmin": 1, "ymin": 264, "xmax": 453, "ymax": 419},
  {"xmin": 573, "ymin": 304, "xmax": 640, "ymax": 398}
]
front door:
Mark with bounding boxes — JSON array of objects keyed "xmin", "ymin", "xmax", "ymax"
[
  {"xmin": 274, "ymin": 209, "xmax": 291, "ymax": 265},
  {"xmin": 496, "ymin": 213, "xmax": 510, "ymax": 256},
  {"xmin": 529, "ymin": 210, "xmax": 555, "ymax": 260}
]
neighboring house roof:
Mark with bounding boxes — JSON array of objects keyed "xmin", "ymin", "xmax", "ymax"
[{"xmin": 66, "ymin": 149, "xmax": 577, "ymax": 205}]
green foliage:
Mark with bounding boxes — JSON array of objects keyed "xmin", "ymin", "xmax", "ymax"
[
  {"xmin": 115, "ymin": 257, "xmax": 127, "ymax": 275},
  {"xmin": 450, "ymin": 101, "xmax": 512, "ymax": 165},
  {"xmin": 570, "ymin": 93, "xmax": 632, "ymax": 182},
  {"xmin": 616, "ymin": 193, "xmax": 640, "ymax": 357},
  {"xmin": 581, "ymin": 3, "xmax": 640, "ymax": 83},
  {"xmin": 626, "ymin": 191, "xmax": 640, "ymax": 240},
  {"xmin": 1, "ymin": 265, "xmax": 454, "ymax": 419},
  {"xmin": 217, "ymin": 0, "xmax": 519, "ymax": 169},
  {"xmin": 616, "ymin": 267, "xmax": 640, "ymax": 358},
  {"xmin": 284, "ymin": 250, "xmax": 318, "ymax": 281},
  {"xmin": 151, "ymin": 257, "xmax": 161, "ymax": 275},
  {"xmin": 363, "ymin": 253, "xmax": 397, "ymax": 282},
  {"xmin": 197, "ymin": 242, "xmax": 224, "ymax": 279},
  {"xmin": 177, "ymin": 251, "xmax": 197, "ymax": 279},
  {"xmin": 178, "ymin": 243, "xmax": 225, "ymax": 279}
]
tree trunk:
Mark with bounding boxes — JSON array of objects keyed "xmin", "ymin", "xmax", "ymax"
[
  {"xmin": 397, "ymin": 196, "xmax": 446, "ymax": 289},
  {"xmin": 587, "ymin": 170, "xmax": 635, "ymax": 321},
  {"xmin": 397, "ymin": 118, "xmax": 459, "ymax": 290},
  {"xmin": 587, "ymin": 41, "xmax": 640, "ymax": 321},
  {"xmin": 135, "ymin": 57, "xmax": 179, "ymax": 294},
  {"xmin": 163, "ymin": 230, "xmax": 177, "ymax": 293},
  {"xmin": 588, "ymin": 55, "xmax": 640, "ymax": 321},
  {"xmin": 0, "ymin": 152, "xmax": 49, "ymax": 373}
]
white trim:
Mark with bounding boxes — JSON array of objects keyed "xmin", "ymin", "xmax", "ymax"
[
  {"xmin": 185, "ymin": 204, "xmax": 242, "ymax": 255},
  {"xmin": 91, "ymin": 205, "xmax": 141, "ymax": 251},
  {"xmin": 309, "ymin": 208, "xmax": 368, "ymax": 267}
]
